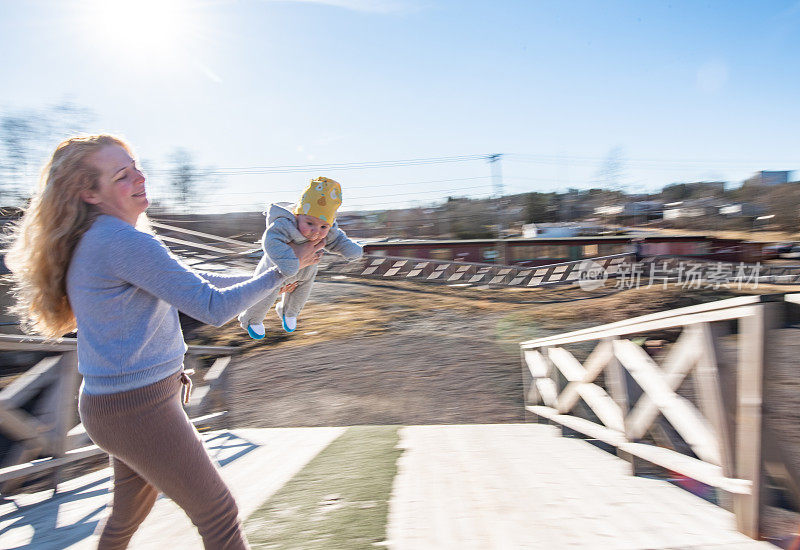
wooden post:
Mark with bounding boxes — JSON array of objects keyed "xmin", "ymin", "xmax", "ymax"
[
  {"xmin": 522, "ymin": 349, "xmax": 556, "ymax": 422},
  {"xmin": 704, "ymin": 320, "xmax": 737, "ymax": 512},
  {"xmin": 544, "ymin": 347, "xmax": 572, "ymax": 437},
  {"xmin": 734, "ymin": 302, "xmax": 780, "ymax": 539},
  {"xmin": 604, "ymin": 338, "xmax": 628, "ymax": 414},
  {"xmin": 695, "ymin": 323, "xmax": 734, "ymax": 478},
  {"xmin": 604, "ymin": 338, "xmax": 643, "ymax": 475},
  {"xmin": 0, "ymin": 351, "xmax": 79, "ymax": 494},
  {"xmin": 50, "ymin": 352, "xmax": 79, "ymax": 489},
  {"xmin": 520, "ymin": 348, "xmax": 534, "ymax": 422}
]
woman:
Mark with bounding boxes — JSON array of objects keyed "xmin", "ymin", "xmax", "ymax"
[{"xmin": 5, "ymin": 135, "xmax": 324, "ymax": 549}]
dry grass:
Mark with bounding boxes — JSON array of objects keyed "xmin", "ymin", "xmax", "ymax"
[
  {"xmin": 188, "ymin": 280, "xmax": 532, "ymax": 355},
  {"xmin": 188, "ymin": 278, "xmax": 776, "ymax": 355}
]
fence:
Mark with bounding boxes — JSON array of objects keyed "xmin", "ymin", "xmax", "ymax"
[
  {"xmin": 0, "ymin": 334, "xmax": 236, "ymax": 494},
  {"xmin": 148, "ymin": 221, "xmax": 639, "ymax": 289},
  {"xmin": 322, "ymin": 255, "xmax": 800, "ymax": 290},
  {"xmin": 639, "ymin": 256, "xmax": 800, "ymax": 286},
  {"xmin": 321, "ymin": 253, "xmax": 636, "ymax": 288},
  {"xmin": 520, "ymin": 293, "xmax": 800, "ymax": 539},
  {"xmin": 149, "ymin": 220, "xmax": 258, "ymax": 271},
  {"xmin": 147, "ymin": 221, "xmax": 800, "ymax": 291}
]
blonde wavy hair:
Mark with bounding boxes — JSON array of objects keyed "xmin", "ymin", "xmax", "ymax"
[{"xmin": 4, "ymin": 134, "xmax": 135, "ymax": 338}]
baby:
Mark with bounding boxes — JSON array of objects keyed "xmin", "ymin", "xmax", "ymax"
[{"xmin": 238, "ymin": 176, "xmax": 363, "ymax": 339}]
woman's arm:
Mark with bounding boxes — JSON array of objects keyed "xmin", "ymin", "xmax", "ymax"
[
  {"xmin": 196, "ymin": 271, "xmax": 251, "ymax": 288},
  {"xmin": 107, "ymin": 228, "xmax": 323, "ymax": 326},
  {"xmin": 197, "ymin": 271, "xmax": 298, "ymax": 292}
]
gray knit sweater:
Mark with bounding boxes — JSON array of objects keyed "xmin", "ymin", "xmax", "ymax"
[{"xmin": 67, "ymin": 215, "xmax": 285, "ymax": 394}]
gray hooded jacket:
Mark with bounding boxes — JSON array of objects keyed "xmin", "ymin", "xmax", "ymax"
[{"xmin": 262, "ymin": 202, "xmax": 363, "ymax": 277}]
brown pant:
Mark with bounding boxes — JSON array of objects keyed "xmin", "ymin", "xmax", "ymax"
[{"xmin": 79, "ymin": 372, "xmax": 250, "ymax": 549}]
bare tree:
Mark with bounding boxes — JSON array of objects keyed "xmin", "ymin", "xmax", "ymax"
[
  {"xmin": 0, "ymin": 113, "xmax": 40, "ymax": 204},
  {"xmin": 598, "ymin": 146, "xmax": 626, "ymax": 193},
  {"xmin": 167, "ymin": 148, "xmax": 214, "ymax": 212},
  {"xmin": 0, "ymin": 102, "xmax": 93, "ymax": 206}
]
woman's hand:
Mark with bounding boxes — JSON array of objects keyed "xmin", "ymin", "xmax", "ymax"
[
  {"xmin": 290, "ymin": 239, "xmax": 326, "ymax": 269},
  {"xmin": 280, "ymin": 282, "xmax": 299, "ymax": 293}
]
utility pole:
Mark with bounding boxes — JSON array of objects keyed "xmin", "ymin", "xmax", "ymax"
[{"xmin": 487, "ymin": 153, "xmax": 505, "ymax": 264}]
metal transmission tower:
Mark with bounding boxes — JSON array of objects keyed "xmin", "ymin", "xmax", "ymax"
[
  {"xmin": 487, "ymin": 153, "xmax": 504, "ymax": 197},
  {"xmin": 486, "ymin": 153, "xmax": 505, "ymax": 263}
]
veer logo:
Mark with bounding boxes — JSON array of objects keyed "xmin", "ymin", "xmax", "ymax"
[{"xmin": 576, "ymin": 260, "xmax": 608, "ymax": 290}]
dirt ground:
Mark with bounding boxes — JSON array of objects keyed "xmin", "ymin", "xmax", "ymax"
[{"xmin": 185, "ymin": 277, "xmax": 769, "ymax": 428}]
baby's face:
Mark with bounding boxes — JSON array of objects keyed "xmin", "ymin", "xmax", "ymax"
[{"xmin": 296, "ymin": 214, "xmax": 331, "ymax": 242}]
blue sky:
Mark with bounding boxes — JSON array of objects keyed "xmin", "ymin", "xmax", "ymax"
[{"xmin": 1, "ymin": 0, "xmax": 799, "ymax": 212}]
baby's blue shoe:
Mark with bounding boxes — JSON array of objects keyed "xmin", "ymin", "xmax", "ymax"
[
  {"xmin": 275, "ymin": 304, "xmax": 296, "ymax": 333},
  {"xmin": 246, "ymin": 323, "xmax": 266, "ymax": 340}
]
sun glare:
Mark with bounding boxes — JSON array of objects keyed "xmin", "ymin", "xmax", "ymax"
[{"xmin": 77, "ymin": 0, "xmax": 196, "ymax": 63}]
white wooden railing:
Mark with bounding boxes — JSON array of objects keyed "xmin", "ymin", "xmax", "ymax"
[
  {"xmin": 0, "ymin": 334, "xmax": 236, "ymax": 494},
  {"xmin": 520, "ymin": 293, "xmax": 800, "ymax": 540}
]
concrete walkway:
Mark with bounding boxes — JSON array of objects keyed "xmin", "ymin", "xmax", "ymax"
[
  {"xmin": 0, "ymin": 427, "xmax": 344, "ymax": 549},
  {"xmin": 0, "ymin": 424, "xmax": 777, "ymax": 549}
]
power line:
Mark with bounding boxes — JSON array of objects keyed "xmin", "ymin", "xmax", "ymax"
[
  {"xmin": 147, "ymin": 154, "xmax": 489, "ymax": 176},
  {"xmin": 184, "ymin": 193, "xmax": 497, "ymax": 212},
  {"xmin": 145, "ymin": 150, "xmax": 799, "ymax": 214},
  {"xmin": 505, "ymin": 153, "xmax": 800, "ymax": 168},
  {"xmin": 188, "ymin": 183, "xmax": 493, "ymax": 203},
  {"xmin": 178, "ymin": 176, "xmax": 493, "ymax": 197}
]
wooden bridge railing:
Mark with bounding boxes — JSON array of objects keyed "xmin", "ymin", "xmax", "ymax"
[
  {"xmin": 0, "ymin": 334, "xmax": 237, "ymax": 494},
  {"xmin": 520, "ymin": 293, "xmax": 800, "ymax": 540}
]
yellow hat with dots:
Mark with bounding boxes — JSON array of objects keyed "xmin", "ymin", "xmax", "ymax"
[{"xmin": 293, "ymin": 176, "xmax": 343, "ymax": 223}]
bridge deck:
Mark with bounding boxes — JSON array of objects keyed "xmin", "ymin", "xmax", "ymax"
[
  {"xmin": 1, "ymin": 424, "xmax": 774, "ymax": 549},
  {"xmin": 389, "ymin": 424, "xmax": 772, "ymax": 549}
]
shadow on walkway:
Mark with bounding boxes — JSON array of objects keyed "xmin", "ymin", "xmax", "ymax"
[
  {"xmin": 0, "ymin": 475, "xmax": 107, "ymax": 550},
  {"xmin": 205, "ymin": 431, "xmax": 259, "ymax": 467},
  {"xmin": 0, "ymin": 431, "xmax": 260, "ymax": 550}
]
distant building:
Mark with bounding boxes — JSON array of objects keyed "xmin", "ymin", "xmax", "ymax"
[
  {"xmin": 335, "ymin": 211, "xmax": 384, "ymax": 238},
  {"xmin": 595, "ymin": 201, "xmax": 662, "ymax": 222},
  {"xmin": 622, "ymin": 201, "xmax": 663, "ymax": 217},
  {"xmin": 523, "ymin": 223, "xmax": 577, "ymax": 238},
  {"xmin": 718, "ymin": 203, "xmax": 765, "ymax": 217},
  {"xmin": 522, "ymin": 222, "xmax": 604, "ymax": 238},
  {"xmin": 594, "ymin": 205, "xmax": 624, "ymax": 216},
  {"xmin": 663, "ymin": 206, "xmax": 705, "ymax": 219},
  {"xmin": 743, "ymin": 170, "xmax": 792, "ymax": 187},
  {"xmin": 663, "ymin": 199, "xmax": 720, "ymax": 219}
]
